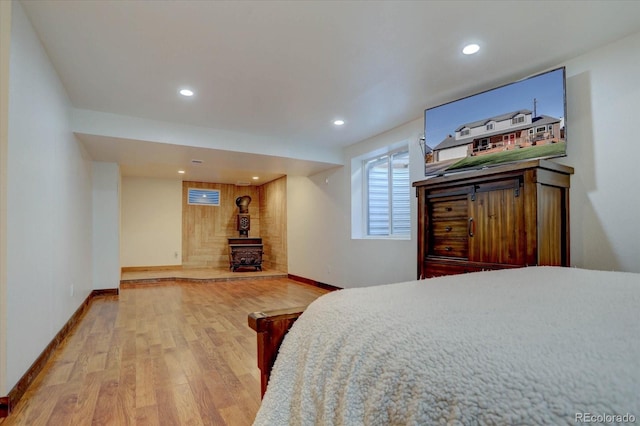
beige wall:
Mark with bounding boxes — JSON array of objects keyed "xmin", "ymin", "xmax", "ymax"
[
  {"xmin": 121, "ymin": 177, "xmax": 182, "ymax": 267},
  {"xmin": 259, "ymin": 176, "xmax": 288, "ymax": 272},
  {"xmin": 6, "ymin": 0, "xmax": 94, "ymax": 390},
  {"xmin": 559, "ymin": 32, "xmax": 640, "ymax": 272},
  {"xmin": 287, "ymin": 117, "xmax": 423, "ymax": 288},
  {"xmin": 93, "ymin": 162, "xmax": 120, "ymax": 288},
  {"xmin": 0, "ymin": 0, "xmax": 11, "ymax": 396}
]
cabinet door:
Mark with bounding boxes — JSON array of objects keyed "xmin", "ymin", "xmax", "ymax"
[{"xmin": 468, "ymin": 180, "xmax": 525, "ymax": 265}]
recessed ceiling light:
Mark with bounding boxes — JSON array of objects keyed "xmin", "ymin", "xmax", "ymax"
[
  {"xmin": 178, "ymin": 170, "xmax": 185, "ymax": 174},
  {"xmin": 333, "ymin": 119, "xmax": 345, "ymax": 126},
  {"xmin": 462, "ymin": 44, "xmax": 480, "ymax": 55},
  {"xmin": 252, "ymin": 176, "xmax": 259, "ymax": 180},
  {"xmin": 179, "ymin": 89, "xmax": 194, "ymax": 97}
]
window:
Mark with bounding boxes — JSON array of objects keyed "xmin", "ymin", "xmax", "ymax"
[
  {"xmin": 188, "ymin": 188, "xmax": 220, "ymax": 206},
  {"xmin": 536, "ymin": 126, "xmax": 546, "ymax": 133},
  {"xmin": 460, "ymin": 128, "xmax": 470, "ymax": 136},
  {"xmin": 486, "ymin": 123, "xmax": 494, "ymax": 131},
  {"xmin": 476, "ymin": 138, "xmax": 489, "ymax": 151},
  {"xmin": 512, "ymin": 116, "xmax": 525, "ymax": 125},
  {"xmin": 364, "ymin": 149, "xmax": 410, "ymax": 236}
]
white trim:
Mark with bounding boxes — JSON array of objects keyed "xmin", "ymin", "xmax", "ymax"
[
  {"xmin": 351, "ymin": 139, "xmax": 410, "ymax": 239},
  {"xmin": 352, "ymin": 143, "xmax": 411, "ymax": 239}
]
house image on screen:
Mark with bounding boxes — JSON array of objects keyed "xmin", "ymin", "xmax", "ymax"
[{"xmin": 431, "ymin": 109, "xmax": 564, "ymax": 163}]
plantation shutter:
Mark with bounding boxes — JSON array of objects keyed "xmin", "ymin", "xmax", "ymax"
[
  {"xmin": 366, "ymin": 150, "xmax": 410, "ymax": 236},
  {"xmin": 367, "ymin": 157, "xmax": 390, "ymax": 235},
  {"xmin": 391, "ymin": 151, "xmax": 410, "ymax": 235}
]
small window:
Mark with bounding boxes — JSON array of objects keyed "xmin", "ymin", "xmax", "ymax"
[
  {"xmin": 365, "ymin": 149, "xmax": 410, "ymax": 237},
  {"xmin": 512, "ymin": 116, "xmax": 525, "ymax": 125},
  {"xmin": 188, "ymin": 188, "xmax": 220, "ymax": 206},
  {"xmin": 536, "ymin": 126, "xmax": 546, "ymax": 133},
  {"xmin": 460, "ymin": 128, "xmax": 470, "ymax": 136},
  {"xmin": 486, "ymin": 123, "xmax": 494, "ymax": 131}
]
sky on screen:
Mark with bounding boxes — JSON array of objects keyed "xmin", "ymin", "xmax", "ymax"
[{"xmin": 425, "ymin": 68, "xmax": 566, "ymax": 149}]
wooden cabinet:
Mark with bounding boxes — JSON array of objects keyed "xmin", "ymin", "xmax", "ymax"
[{"xmin": 413, "ymin": 159, "xmax": 573, "ymax": 278}]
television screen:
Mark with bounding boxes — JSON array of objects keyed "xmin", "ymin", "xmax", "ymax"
[{"xmin": 423, "ymin": 67, "xmax": 566, "ymax": 177}]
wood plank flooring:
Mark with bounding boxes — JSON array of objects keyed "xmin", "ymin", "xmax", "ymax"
[{"xmin": 1, "ymin": 278, "xmax": 328, "ymax": 425}]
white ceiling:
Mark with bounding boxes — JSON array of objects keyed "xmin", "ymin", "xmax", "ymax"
[
  {"xmin": 77, "ymin": 133, "xmax": 339, "ymax": 185},
  {"xmin": 20, "ymin": 0, "xmax": 640, "ymax": 184}
]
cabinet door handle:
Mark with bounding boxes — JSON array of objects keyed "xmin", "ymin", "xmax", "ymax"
[
  {"xmin": 445, "ymin": 226, "xmax": 452, "ymax": 232},
  {"xmin": 445, "ymin": 246, "xmax": 452, "ymax": 251},
  {"xmin": 468, "ymin": 217, "xmax": 474, "ymax": 237}
]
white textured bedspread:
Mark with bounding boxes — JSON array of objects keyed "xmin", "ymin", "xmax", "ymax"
[{"xmin": 253, "ymin": 267, "xmax": 640, "ymax": 425}]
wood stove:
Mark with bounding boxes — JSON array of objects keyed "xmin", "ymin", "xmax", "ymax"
[
  {"xmin": 228, "ymin": 238, "xmax": 263, "ymax": 271},
  {"xmin": 228, "ymin": 195, "xmax": 264, "ymax": 271}
]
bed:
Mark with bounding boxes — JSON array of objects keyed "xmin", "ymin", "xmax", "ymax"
[{"xmin": 248, "ymin": 267, "xmax": 639, "ymax": 425}]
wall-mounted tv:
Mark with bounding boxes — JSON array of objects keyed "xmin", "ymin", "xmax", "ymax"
[{"xmin": 423, "ymin": 67, "xmax": 566, "ymax": 177}]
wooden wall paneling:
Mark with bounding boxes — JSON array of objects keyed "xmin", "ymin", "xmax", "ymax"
[
  {"xmin": 258, "ymin": 177, "xmax": 288, "ymax": 273},
  {"xmin": 182, "ymin": 182, "xmax": 261, "ymax": 269}
]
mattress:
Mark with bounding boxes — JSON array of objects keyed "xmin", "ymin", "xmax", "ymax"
[{"xmin": 253, "ymin": 266, "xmax": 640, "ymax": 425}]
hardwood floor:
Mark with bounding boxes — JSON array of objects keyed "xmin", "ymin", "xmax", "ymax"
[{"xmin": 2, "ymin": 278, "xmax": 328, "ymax": 425}]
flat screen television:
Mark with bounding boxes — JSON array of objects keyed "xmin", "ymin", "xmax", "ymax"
[{"xmin": 423, "ymin": 67, "xmax": 566, "ymax": 177}]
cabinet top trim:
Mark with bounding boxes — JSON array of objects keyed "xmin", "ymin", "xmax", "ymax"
[{"xmin": 413, "ymin": 158, "xmax": 573, "ymax": 188}]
